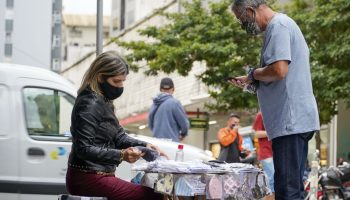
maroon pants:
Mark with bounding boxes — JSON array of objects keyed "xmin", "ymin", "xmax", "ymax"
[{"xmin": 66, "ymin": 167, "xmax": 162, "ymax": 200}]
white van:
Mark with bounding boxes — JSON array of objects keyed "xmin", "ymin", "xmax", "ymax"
[{"xmin": 0, "ymin": 63, "xmax": 213, "ymax": 200}]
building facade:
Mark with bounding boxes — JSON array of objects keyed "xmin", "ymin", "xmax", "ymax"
[
  {"xmin": 61, "ymin": 14, "xmax": 110, "ymax": 71},
  {"xmin": 110, "ymin": 0, "xmax": 173, "ymax": 35},
  {"xmin": 0, "ymin": 0, "xmax": 62, "ymax": 71}
]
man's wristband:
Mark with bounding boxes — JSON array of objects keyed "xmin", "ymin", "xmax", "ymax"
[{"xmin": 247, "ymin": 67, "xmax": 256, "ymax": 82}]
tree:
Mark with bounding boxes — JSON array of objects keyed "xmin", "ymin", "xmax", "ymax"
[
  {"xmin": 117, "ymin": 0, "xmax": 261, "ymax": 111},
  {"xmin": 117, "ymin": 0, "xmax": 350, "ymax": 124},
  {"xmin": 286, "ymin": 0, "xmax": 350, "ymax": 124}
]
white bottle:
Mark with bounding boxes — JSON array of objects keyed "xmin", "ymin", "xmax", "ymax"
[{"xmin": 175, "ymin": 144, "xmax": 184, "ymax": 162}]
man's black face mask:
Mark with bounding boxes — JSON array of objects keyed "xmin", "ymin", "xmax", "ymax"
[{"xmin": 239, "ymin": 9, "xmax": 262, "ymax": 36}]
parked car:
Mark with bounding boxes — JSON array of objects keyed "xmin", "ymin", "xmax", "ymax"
[{"xmin": 0, "ymin": 63, "xmax": 214, "ymax": 200}]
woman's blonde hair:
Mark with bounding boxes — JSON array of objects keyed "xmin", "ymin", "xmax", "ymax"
[{"xmin": 78, "ymin": 51, "xmax": 129, "ymax": 95}]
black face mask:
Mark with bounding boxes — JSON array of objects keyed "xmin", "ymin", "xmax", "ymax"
[
  {"xmin": 100, "ymin": 81, "xmax": 124, "ymax": 100},
  {"xmin": 240, "ymin": 10, "xmax": 262, "ymax": 36}
]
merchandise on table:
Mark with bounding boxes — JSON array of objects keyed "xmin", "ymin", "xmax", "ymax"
[
  {"xmin": 154, "ymin": 173, "xmax": 173, "ymax": 195},
  {"xmin": 133, "ymin": 160, "xmax": 271, "ymax": 199},
  {"xmin": 141, "ymin": 172, "xmax": 158, "ymax": 189},
  {"xmin": 132, "ymin": 160, "xmax": 257, "ymax": 174},
  {"xmin": 206, "ymin": 174, "xmax": 223, "ymax": 199},
  {"xmin": 174, "ymin": 175, "xmax": 206, "ymax": 196}
]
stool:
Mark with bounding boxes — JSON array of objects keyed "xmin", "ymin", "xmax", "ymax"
[{"xmin": 58, "ymin": 194, "xmax": 107, "ymax": 200}]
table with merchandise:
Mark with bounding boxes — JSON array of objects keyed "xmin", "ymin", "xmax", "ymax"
[{"xmin": 132, "ymin": 160, "xmax": 271, "ymax": 200}]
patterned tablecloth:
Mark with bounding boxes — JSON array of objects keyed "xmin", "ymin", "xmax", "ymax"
[{"xmin": 133, "ymin": 160, "xmax": 271, "ymax": 200}]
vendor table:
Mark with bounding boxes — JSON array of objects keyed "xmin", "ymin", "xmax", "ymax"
[
  {"xmin": 133, "ymin": 160, "xmax": 271, "ymax": 200},
  {"xmin": 134, "ymin": 161, "xmax": 271, "ymax": 200}
]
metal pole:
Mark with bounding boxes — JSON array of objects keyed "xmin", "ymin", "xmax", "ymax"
[
  {"xmin": 329, "ymin": 106, "xmax": 338, "ymax": 166},
  {"xmin": 204, "ymin": 112, "xmax": 209, "ymax": 150},
  {"xmin": 96, "ymin": 0, "xmax": 103, "ymax": 55}
]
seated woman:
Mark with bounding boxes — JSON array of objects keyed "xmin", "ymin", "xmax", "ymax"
[{"xmin": 66, "ymin": 51, "xmax": 166, "ymax": 200}]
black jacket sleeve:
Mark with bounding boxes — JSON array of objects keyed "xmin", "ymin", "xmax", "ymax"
[{"xmin": 113, "ymin": 125, "xmax": 148, "ymax": 149}]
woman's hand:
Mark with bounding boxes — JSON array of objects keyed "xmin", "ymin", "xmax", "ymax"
[
  {"xmin": 146, "ymin": 143, "xmax": 169, "ymax": 159},
  {"xmin": 122, "ymin": 147, "xmax": 143, "ymax": 163}
]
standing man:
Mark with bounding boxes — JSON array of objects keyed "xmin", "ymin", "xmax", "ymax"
[
  {"xmin": 148, "ymin": 77, "xmax": 189, "ymax": 142},
  {"xmin": 230, "ymin": 1, "xmax": 320, "ymax": 199},
  {"xmin": 217, "ymin": 113, "xmax": 247, "ymax": 163},
  {"xmin": 252, "ymin": 111, "xmax": 274, "ymax": 197}
]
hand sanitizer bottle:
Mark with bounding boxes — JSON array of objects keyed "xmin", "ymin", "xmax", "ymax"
[{"xmin": 175, "ymin": 144, "xmax": 184, "ymax": 162}]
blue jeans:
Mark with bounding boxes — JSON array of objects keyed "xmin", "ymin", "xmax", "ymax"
[
  {"xmin": 272, "ymin": 132, "xmax": 314, "ymax": 200},
  {"xmin": 261, "ymin": 157, "xmax": 275, "ymax": 193}
]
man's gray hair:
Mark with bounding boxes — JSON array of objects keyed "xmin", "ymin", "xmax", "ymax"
[{"xmin": 232, "ymin": 0, "xmax": 266, "ymax": 10}]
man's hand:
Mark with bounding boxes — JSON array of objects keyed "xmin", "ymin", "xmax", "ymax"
[
  {"xmin": 240, "ymin": 149, "xmax": 251, "ymax": 158},
  {"xmin": 122, "ymin": 147, "xmax": 143, "ymax": 163},
  {"xmin": 228, "ymin": 76, "xmax": 252, "ymax": 88},
  {"xmin": 232, "ymin": 127, "xmax": 239, "ymax": 135},
  {"xmin": 229, "ymin": 125, "xmax": 240, "ymax": 132},
  {"xmin": 146, "ymin": 143, "xmax": 169, "ymax": 159},
  {"xmin": 179, "ymin": 135, "xmax": 186, "ymax": 142},
  {"xmin": 254, "ymin": 130, "xmax": 268, "ymax": 138}
]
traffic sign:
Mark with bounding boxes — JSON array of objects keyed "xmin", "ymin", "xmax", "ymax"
[{"xmin": 189, "ymin": 117, "xmax": 209, "ymax": 130}]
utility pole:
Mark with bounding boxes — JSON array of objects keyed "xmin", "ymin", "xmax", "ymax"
[{"xmin": 96, "ymin": 0, "xmax": 103, "ymax": 55}]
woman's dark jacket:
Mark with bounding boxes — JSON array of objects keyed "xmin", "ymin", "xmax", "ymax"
[{"xmin": 68, "ymin": 87, "xmax": 147, "ymax": 173}]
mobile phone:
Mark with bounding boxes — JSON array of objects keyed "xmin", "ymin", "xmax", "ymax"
[{"xmin": 226, "ymin": 77, "xmax": 238, "ymax": 82}]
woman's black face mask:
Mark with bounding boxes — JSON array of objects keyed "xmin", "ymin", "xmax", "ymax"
[{"xmin": 100, "ymin": 81, "xmax": 124, "ymax": 100}]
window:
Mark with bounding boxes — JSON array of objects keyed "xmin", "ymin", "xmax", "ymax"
[
  {"xmin": 52, "ymin": 59, "xmax": 60, "ymax": 71},
  {"xmin": 5, "ymin": 32, "xmax": 12, "ymax": 43},
  {"xmin": 52, "ymin": 35, "xmax": 60, "ymax": 47},
  {"xmin": 6, "ymin": 0, "xmax": 14, "ymax": 9},
  {"xmin": 5, "ymin": 19, "xmax": 13, "ymax": 32},
  {"xmin": 103, "ymin": 31, "xmax": 109, "ymax": 38},
  {"xmin": 5, "ymin": 43, "xmax": 12, "ymax": 57},
  {"xmin": 53, "ymin": 11, "xmax": 61, "ymax": 24},
  {"xmin": 125, "ymin": 0, "xmax": 136, "ymax": 26},
  {"xmin": 69, "ymin": 27, "xmax": 82, "ymax": 38},
  {"xmin": 112, "ymin": 17, "xmax": 119, "ymax": 31},
  {"xmin": 23, "ymin": 88, "xmax": 75, "ymax": 139},
  {"xmin": 126, "ymin": 10, "xmax": 135, "ymax": 26}
]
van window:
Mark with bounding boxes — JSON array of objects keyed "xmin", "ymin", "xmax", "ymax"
[{"xmin": 23, "ymin": 88, "xmax": 74, "ymax": 138}]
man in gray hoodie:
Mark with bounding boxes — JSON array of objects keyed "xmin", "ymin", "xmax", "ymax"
[{"xmin": 148, "ymin": 77, "xmax": 189, "ymax": 142}]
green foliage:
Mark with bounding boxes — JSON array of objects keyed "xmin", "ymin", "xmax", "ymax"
[
  {"xmin": 287, "ymin": 0, "xmax": 350, "ymax": 124},
  {"xmin": 117, "ymin": 0, "xmax": 261, "ymax": 111},
  {"xmin": 117, "ymin": 0, "xmax": 350, "ymax": 124}
]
